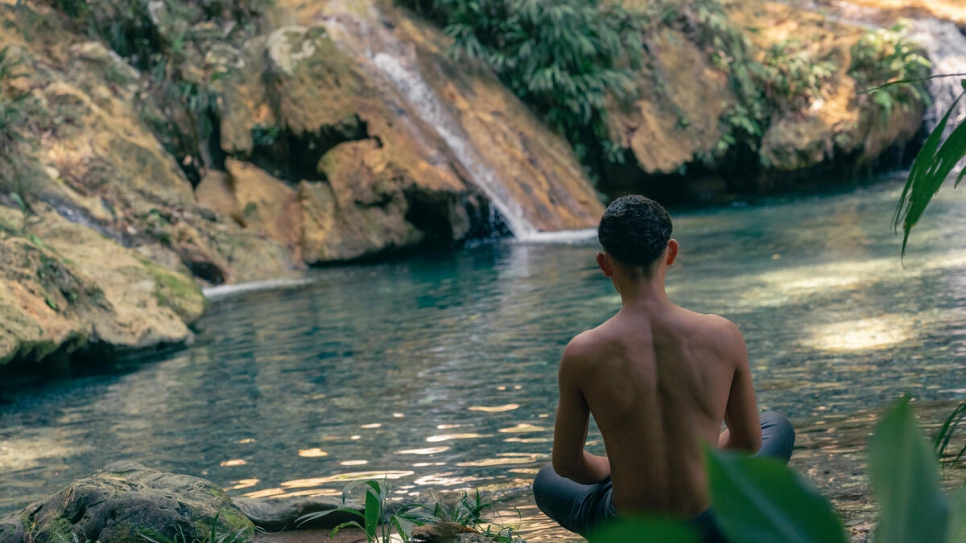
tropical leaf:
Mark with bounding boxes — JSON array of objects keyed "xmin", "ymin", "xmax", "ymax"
[
  {"xmin": 893, "ymin": 90, "xmax": 966, "ymax": 257},
  {"xmin": 707, "ymin": 448, "xmax": 848, "ymax": 543},
  {"xmin": 933, "ymin": 402, "xmax": 966, "ymax": 463},
  {"xmin": 869, "ymin": 398, "xmax": 950, "ymax": 543},
  {"xmin": 947, "ymin": 486, "xmax": 966, "ymax": 543}
]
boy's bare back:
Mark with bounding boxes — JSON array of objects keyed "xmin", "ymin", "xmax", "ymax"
[{"xmin": 552, "ymin": 299, "xmax": 761, "ymax": 518}]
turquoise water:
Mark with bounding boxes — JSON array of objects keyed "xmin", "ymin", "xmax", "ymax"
[{"xmin": 2, "ymin": 177, "xmax": 966, "ymax": 523}]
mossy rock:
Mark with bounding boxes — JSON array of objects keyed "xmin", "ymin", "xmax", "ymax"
[{"xmin": 10, "ymin": 462, "xmax": 254, "ymax": 543}]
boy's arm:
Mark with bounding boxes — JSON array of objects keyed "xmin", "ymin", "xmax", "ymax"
[
  {"xmin": 552, "ymin": 338, "xmax": 611, "ymax": 484},
  {"xmin": 717, "ymin": 322, "xmax": 762, "ymax": 452}
]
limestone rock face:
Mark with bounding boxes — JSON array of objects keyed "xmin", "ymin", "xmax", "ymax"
[
  {"xmin": 0, "ymin": 204, "xmax": 204, "ymax": 367},
  {"xmin": 600, "ymin": 0, "xmax": 929, "ymax": 196},
  {"xmin": 607, "ymin": 27, "xmax": 735, "ymax": 176},
  {"xmin": 745, "ymin": 3, "xmax": 925, "ymax": 183},
  {"xmin": 255, "ymin": 0, "xmax": 605, "ymax": 238},
  {"xmin": 220, "ymin": 23, "xmax": 487, "ymax": 264},
  {"xmin": 0, "ymin": 462, "xmax": 253, "ymax": 543},
  {"xmin": 0, "ymin": 7, "xmax": 292, "ymax": 286}
]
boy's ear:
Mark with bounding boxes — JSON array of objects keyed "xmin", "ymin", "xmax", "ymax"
[
  {"xmin": 596, "ymin": 251, "xmax": 613, "ymax": 277},
  {"xmin": 666, "ymin": 239, "xmax": 679, "ymax": 266}
]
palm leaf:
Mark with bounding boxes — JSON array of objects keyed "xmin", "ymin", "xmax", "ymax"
[{"xmin": 893, "ymin": 90, "xmax": 966, "ymax": 257}]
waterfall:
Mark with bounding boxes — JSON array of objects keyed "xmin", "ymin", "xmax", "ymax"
[
  {"xmin": 908, "ymin": 19, "xmax": 966, "ymax": 137},
  {"xmin": 807, "ymin": 1, "xmax": 966, "ymax": 137},
  {"xmin": 319, "ymin": 4, "xmax": 538, "ymax": 239}
]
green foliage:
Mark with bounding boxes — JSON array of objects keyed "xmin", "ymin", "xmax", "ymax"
[
  {"xmin": 759, "ymin": 40, "xmax": 837, "ymax": 114},
  {"xmin": 870, "ymin": 398, "xmax": 950, "ymax": 543},
  {"xmin": 417, "ymin": 489, "xmax": 525, "ymax": 543},
  {"xmin": 250, "ymin": 124, "xmax": 282, "ymax": 149},
  {"xmin": 400, "ymin": 0, "xmax": 642, "ymax": 160},
  {"xmin": 297, "ymin": 479, "xmax": 427, "ymax": 543},
  {"xmin": 851, "ymin": 23, "xmax": 932, "ymax": 119},
  {"xmin": 893, "ymin": 85, "xmax": 966, "ymax": 257},
  {"xmin": 663, "ymin": 0, "xmax": 766, "ymax": 152},
  {"xmin": 708, "ymin": 449, "xmax": 848, "ymax": 543},
  {"xmin": 139, "ymin": 513, "xmax": 252, "ymax": 543},
  {"xmin": 590, "ymin": 399, "xmax": 966, "ymax": 543},
  {"xmin": 935, "ymin": 403, "xmax": 966, "ymax": 469}
]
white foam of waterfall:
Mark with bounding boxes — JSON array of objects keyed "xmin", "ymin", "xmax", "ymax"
[
  {"xmin": 319, "ymin": 5, "xmax": 537, "ymax": 238},
  {"xmin": 370, "ymin": 53, "xmax": 537, "ymax": 238},
  {"xmin": 203, "ymin": 278, "xmax": 317, "ymax": 300},
  {"xmin": 908, "ymin": 19, "xmax": 966, "ymax": 137},
  {"xmin": 513, "ymin": 228, "xmax": 599, "ymax": 244}
]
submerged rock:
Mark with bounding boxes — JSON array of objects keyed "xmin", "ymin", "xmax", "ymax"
[{"xmin": 0, "ymin": 462, "xmax": 253, "ymax": 543}]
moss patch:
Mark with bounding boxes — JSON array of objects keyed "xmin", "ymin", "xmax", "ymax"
[{"xmin": 136, "ymin": 257, "xmax": 207, "ymax": 323}]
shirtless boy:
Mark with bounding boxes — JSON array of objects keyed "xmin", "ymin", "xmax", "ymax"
[{"xmin": 533, "ymin": 195, "xmax": 795, "ymax": 541}]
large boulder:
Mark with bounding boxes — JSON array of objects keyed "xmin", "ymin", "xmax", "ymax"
[
  {"xmin": 606, "ymin": 27, "xmax": 735, "ymax": 176},
  {"xmin": 0, "ymin": 462, "xmax": 253, "ymax": 543},
  {"xmin": 0, "ymin": 203, "xmax": 205, "ymax": 368}
]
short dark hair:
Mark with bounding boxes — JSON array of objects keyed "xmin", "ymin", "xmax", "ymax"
[{"xmin": 598, "ymin": 195, "xmax": 672, "ymax": 268}]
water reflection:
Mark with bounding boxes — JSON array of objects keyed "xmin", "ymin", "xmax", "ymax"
[{"xmin": 1, "ymin": 179, "xmax": 966, "ymax": 529}]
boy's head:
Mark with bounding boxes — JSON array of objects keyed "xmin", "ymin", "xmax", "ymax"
[{"xmin": 597, "ymin": 195, "xmax": 673, "ymax": 272}]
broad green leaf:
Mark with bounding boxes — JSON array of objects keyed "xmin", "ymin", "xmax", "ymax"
[
  {"xmin": 947, "ymin": 486, "xmax": 966, "ymax": 543},
  {"xmin": 364, "ymin": 487, "xmax": 380, "ymax": 540},
  {"xmin": 870, "ymin": 398, "xmax": 949, "ymax": 543},
  {"xmin": 588, "ymin": 517, "xmax": 699, "ymax": 543},
  {"xmin": 390, "ymin": 515, "xmax": 417, "ymax": 541},
  {"xmin": 708, "ymin": 449, "xmax": 848, "ymax": 543}
]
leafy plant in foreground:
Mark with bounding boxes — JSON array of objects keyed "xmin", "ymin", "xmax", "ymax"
[
  {"xmin": 935, "ymin": 402, "xmax": 966, "ymax": 470},
  {"xmin": 589, "ymin": 398, "xmax": 966, "ymax": 543},
  {"xmin": 418, "ymin": 489, "xmax": 525, "ymax": 543},
  {"xmin": 297, "ymin": 479, "xmax": 427, "ymax": 543},
  {"xmin": 139, "ymin": 513, "xmax": 252, "ymax": 543}
]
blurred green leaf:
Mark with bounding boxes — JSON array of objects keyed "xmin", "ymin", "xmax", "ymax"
[
  {"xmin": 707, "ymin": 448, "xmax": 848, "ymax": 543},
  {"xmin": 870, "ymin": 398, "xmax": 949, "ymax": 543},
  {"xmin": 10, "ymin": 191, "xmax": 26, "ymax": 213},
  {"xmin": 947, "ymin": 486, "xmax": 966, "ymax": 543},
  {"xmin": 589, "ymin": 517, "xmax": 699, "ymax": 543}
]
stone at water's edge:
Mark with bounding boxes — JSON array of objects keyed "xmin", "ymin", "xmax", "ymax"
[
  {"xmin": 0, "ymin": 462, "xmax": 253, "ymax": 543},
  {"xmin": 0, "ymin": 204, "xmax": 204, "ymax": 368},
  {"xmin": 232, "ymin": 497, "xmax": 359, "ymax": 532}
]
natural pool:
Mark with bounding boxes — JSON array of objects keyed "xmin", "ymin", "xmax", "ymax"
[{"xmin": 2, "ymin": 177, "xmax": 966, "ymax": 539}]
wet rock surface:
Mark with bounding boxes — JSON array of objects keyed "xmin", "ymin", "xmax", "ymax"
[
  {"xmin": 0, "ymin": 462, "xmax": 253, "ymax": 543},
  {"xmin": 233, "ymin": 497, "xmax": 360, "ymax": 532}
]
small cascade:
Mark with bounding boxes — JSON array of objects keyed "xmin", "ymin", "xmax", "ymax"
[
  {"xmin": 807, "ymin": 1, "xmax": 966, "ymax": 137},
  {"xmin": 908, "ymin": 19, "xmax": 966, "ymax": 137},
  {"xmin": 319, "ymin": 4, "xmax": 537, "ymax": 239}
]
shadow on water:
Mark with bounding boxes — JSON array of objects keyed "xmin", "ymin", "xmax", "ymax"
[{"xmin": 2, "ymin": 177, "xmax": 966, "ymax": 540}]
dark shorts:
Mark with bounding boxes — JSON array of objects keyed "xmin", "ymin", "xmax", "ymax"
[{"xmin": 532, "ymin": 411, "xmax": 796, "ymax": 541}]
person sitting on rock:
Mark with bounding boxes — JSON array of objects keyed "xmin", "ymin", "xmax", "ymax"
[{"xmin": 533, "ymin": 195, "xmax": 795, "ymax": 542}]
